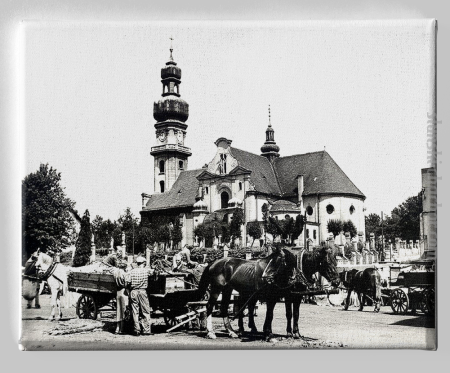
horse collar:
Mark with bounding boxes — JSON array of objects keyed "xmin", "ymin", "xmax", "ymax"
[
  {"xmin": 40, "ymin": 261, "xmax": 58, "ymax": 281},
  {"xmin": 298, "ymin": 249, "xmax": 305, "ymax": 273}
]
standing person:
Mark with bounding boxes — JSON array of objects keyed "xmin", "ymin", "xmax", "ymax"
[{"xmin": 127, "ymin": 256, "xmax": 154, "ymax": 336}]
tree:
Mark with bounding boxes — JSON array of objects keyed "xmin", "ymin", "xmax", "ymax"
[
  {"xmin": 327, "ymin": 219, "xmax": 343, "ymax": 238},
  {"xmin": 365, "ymin": 213, "xmax": 382, "ymax": 239},
  {"xmin": 343, "ymin": 220, "xmax": 357, "ymax": 238},
  {"xmin": 118, "ymin": 207, "xmax": 140, "ymax": 254},
  {"xmin": 22, "ymin": 163, "xmax": 76, "ymax": 263},
  {"xmin": 267, "ymin": 216, "xmax": 283, "ymax": 241},
  {"xmin": 230, "ymin": 208, "xmax": 244, "ymax": 245},
  {"xmin": 292, "ymin": 214, "xmax": 305, "ymax": 243},
  {"xmin": 262, "ymin": 203, "xmax": 269, "ymax": 244},
  {"xmin": 247, "ymin": 221, "xmax": 262, "ymax": 247},
  {"xmin": 73, "ymin": 210, "xmax": 92, "ymax": 267},
  {"xmin": 389, "ymin": 193, "xmax": 423, "ymax": 241},
  {"xmin": 92, "ymin": 216, "xmax": 117, "ymax": 249}
]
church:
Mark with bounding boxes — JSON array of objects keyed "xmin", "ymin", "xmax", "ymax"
[{"xmin": 140, "ymin": 47, "xmax": 366, "ymax": 248}]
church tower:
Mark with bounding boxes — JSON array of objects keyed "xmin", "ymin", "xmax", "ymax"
[
  {"xmin": 151, "ymin": 41, "xmax": 192, "ymax": 193},
  {"xmin": 260, "ymin": 105, "xmax": 280, "ymax": 163}
]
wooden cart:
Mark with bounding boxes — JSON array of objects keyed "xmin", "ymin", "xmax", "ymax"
[{"xmin": 389, "ymin": 270, "xmax": 435, "ymax": 316}]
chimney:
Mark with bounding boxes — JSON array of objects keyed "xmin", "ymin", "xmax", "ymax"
[{"xmin": 296, "ymin": 175, "xmax": 304, "ymax": 210}]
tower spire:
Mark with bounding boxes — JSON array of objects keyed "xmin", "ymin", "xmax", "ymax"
[{"xmin": 260, "ymin": 105, "xmax": 280, "ymax": 162}]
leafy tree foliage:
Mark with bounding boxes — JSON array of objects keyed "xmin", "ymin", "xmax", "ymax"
[
  {"xmin": 73, "ymin": 210, "xmax": 92, "ymax": 267},
  {"xmin": 22, "ymin": 164, "xmax": 76, "ymax": 263},
  {"xmin": 327, "ymin": 219, "xmax": 343, "ymax": 238},
  {"xmin": 91, "ymin": 215, "xmax": 117, "ymax": 249},
  {"xmin": 365, "ymin": 213, "xmax": 382, "ymax": 239},
  {"xmin": 229, "ymin": 208, "xmax": 244, "ymax": 246},
  {"xmin": 247, "ymin": 221, "xmax": 262, "ymax": 247},
  {"xmin": 343, "ymin": 220, "xmax": 357, "ymax": 238},
  {"xmin": 292, "ymin": 214, "xmax": 305, "ymax": 241},
  {"xmin": 118, "ymin": 207, "xmax": 140, "ymax": 253}
]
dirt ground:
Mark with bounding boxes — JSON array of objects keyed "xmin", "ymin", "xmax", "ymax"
[{"xmin": 20, "ymin": 293, "xmax": 436, "ymax": 350}]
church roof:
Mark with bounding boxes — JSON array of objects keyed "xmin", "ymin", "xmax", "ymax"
[
  {"xmin": 143, "ymin": 169, "xmax": 203, "ymax": 211},
  {"xmin": 229, "ymin": 147, "xmax": 281, "ymax": 195},
  {"xmin": 274, "ymin": 150, "xmax": 365, "ymax": 199}
]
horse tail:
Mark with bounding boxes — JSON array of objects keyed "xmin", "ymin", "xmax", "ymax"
[{"xmin": 196, "ymin": 262, "xmax": 212, "ymax": 301}]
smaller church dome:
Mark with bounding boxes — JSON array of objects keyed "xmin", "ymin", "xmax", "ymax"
[
  {"xmin": 161, "ymin": 64, "xmax": 181, "ymax": 80},
  {"xmin": 260, "ymin": 142, "xmax": 280, "ymax": 154}
]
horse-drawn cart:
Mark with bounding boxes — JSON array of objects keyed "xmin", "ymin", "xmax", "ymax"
[
  {"xmin": 67, "ymin": 269, "xmax": 205, "ymax": 330},
  {"xmin": 389, "ymin": 268, "xmax": 435, "ymax": 316}
]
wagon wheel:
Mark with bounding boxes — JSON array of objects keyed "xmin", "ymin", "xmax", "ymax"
[
  {"xmin": 422, "ymin": 288, "xmax": 435, "ymax": 316},
  {"xmin": 163, "ymin": 309, "xmax": 179, "ymax": 327},
  {"xmin": 76, "ymin": 294, "xmax": 98, "ymax": 320},
  {"xmin": 390, "ymin": 288, "xmax": 409, "ymax": 315}
]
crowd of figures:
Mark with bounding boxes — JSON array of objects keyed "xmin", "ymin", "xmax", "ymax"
[{"xmin": 22, "ymin": 242, "xmax": 387, "ymax": 342}]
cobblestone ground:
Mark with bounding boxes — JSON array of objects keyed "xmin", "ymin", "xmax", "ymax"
[{"xmin": 20, "ymin": 294, "xmax": 436, "ymax": 350}]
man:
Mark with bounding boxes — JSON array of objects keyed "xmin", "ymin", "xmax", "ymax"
[{"xmin": 127, "ymin": 256, "xmax": 154, "ymax": 336}]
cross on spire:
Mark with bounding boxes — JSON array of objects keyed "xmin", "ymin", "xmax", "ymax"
[
  {"xmin": 268, "ymin": 105, "xmax": 272, "ymax": 127},
  {"xmin": 169, "ymin": 36, "xmax": 174, "ymax": 61}
]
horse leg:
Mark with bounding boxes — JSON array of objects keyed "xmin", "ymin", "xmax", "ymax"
[
  {"xmin": 55, "ymin": 291, "xmax": 62, "ymax": 321},
  {"xmin": 237, "ymin": 296, "xmax": 245, "ymax": 335},
  {"xmin": 221, "ymin": 287, "xmax": 238, "ymax": 339},
  {"xmin": 358, "ymin": 292, "xmax": 364, "ymax": 311},
  {"xmin": 247, "ymin": 297, "xmax": 258, "ymax": 334},
  {"xmin": 285, "ymin": 296, "xmax": 293, "ymax": 338},
  {"xmin": 344, "ymin": 289, "xmax": 352, "ymax": 310},
  {"xmin": 205, "ymin": 287, "xmax": 221, "ymax": 339},
  {"xmin": 293, "ymin": 297, "xmax": 302, "ymax": 339},
  {"xmin": 48, "ymin": 289, "xmax": 56, "ymax": 321},
  {"xmin": 263, "ymin": 300, "xmax": 277, "ymax": 342}
]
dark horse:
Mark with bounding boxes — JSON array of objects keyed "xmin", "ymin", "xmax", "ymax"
[
  {"xmin": 265, "ymin": 247, "xmax": 340, "ymax": 341},
  {"xmin": 340, "ymin": 268, "xmax": 381, "ymax": 312},
  {"xmin": 196, "ymin": 247, "xmax": 297, "ymax": 340}
]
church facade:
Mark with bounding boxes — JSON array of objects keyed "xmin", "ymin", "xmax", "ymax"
[{"xmin": 140, "ymin": 48, "xmax": 366, "ymax": 248}]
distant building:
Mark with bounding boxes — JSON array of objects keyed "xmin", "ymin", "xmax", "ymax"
[
  {"xmin": 140, "ymin": 48, "xmax": 366, "ymax": 248},
  {"xmin": 420, "ymin": 167, "xmax": 437, "ymax": 259}
]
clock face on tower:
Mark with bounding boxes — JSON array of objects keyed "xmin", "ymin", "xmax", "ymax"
[
  {"xmin": 158, "ymin": 131, "xmax": 167, "ymax": 143},
  {"xmin": 177, "ymin": 131, "xmax": 183, "ymax": 144}
]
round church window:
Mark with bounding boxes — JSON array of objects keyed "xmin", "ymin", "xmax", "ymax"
[
  {"xmin": 349, "ymin": 205, "xmax": 355, "ymax": 214},
  {"xmin": 306, "ymin": 206, "xmax": 313, "ymax": 216},
  {"xmin": 326, "ymin": 204, "xmax": 334, "ymax": 214}
]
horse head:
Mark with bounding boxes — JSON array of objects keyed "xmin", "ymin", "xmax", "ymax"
[
  {"xmin": 262, "ymin": 247, "xmax": 297, "ymax": 287},
  {"xmin": 316, "ymin": 246, "xmax": 340, "ymax": 287},
  {"xmin": 35, "ymin": 251, "xmax": 54, "ymax": 276}
]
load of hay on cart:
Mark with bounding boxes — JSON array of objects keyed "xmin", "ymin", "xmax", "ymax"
[
  {"xmin": 385, "ymin": 260, "xmax": 435, "ymax": 316},
  {"xmin": 67, "ymin": 268, "xmax": 206, "ymax": 331}
]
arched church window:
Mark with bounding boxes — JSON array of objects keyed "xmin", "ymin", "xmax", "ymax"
[
  {"xmin": 221, "ymin": 191, "xmax": 229, "ymax": 209},
  {"xmin": 160, "ymin": 181, "xmax": 165, "ymax": 193},
  {"xmin": 179, "ymin": 160, "xmax": 184, "ymax": 169},
  {"xmin": 239, "ymin": 182, "xmax": 242, "ymax": 191},
  {"xmin": 326, "ymin": 204, "xmax": 334, "ymax": 214},
  {"xmin": 349, "ymin": 205, "xmax": 355, "ymax": 214},
  {"xmin": 306, "ymin": 206, "xmax": 313, "ymax": 216},
  {"xmin": 159, "ymin": 160, "xmax": 165, "ymax": 173}
]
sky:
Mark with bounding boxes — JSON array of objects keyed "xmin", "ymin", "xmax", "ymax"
[{"xmin": 21, "ymin": 20, "xmax": 435, "ymax": 221}]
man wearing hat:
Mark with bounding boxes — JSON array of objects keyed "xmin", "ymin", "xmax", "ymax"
[{"xmin": 127, "ymin": 256, "xmax": 154, "ymax": 336}]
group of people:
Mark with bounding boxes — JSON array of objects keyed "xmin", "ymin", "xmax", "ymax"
[{"xmin": 108, "ymin": 245, "xmax": 197, "ymax": 336}]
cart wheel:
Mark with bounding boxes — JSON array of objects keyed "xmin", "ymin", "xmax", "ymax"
[
  {"xmin": 422, "ymin": 288, "xmax": 435, "ymax": 316},
  {"xmin": 163, "ymin": 309, "xmax": 178, "ymax": 327},
  {"xmin": 76, "ymin": 294, "xmax": 98, "ymax": 320},
  {"xmin": 390, "ymin": 288, "xmax": 409, "ymax": 315}
]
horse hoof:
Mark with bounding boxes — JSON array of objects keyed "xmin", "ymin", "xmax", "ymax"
[
  {"xmin": 206, "ymin": 332, "xmax": 216, "ymax": 340},
  {"xmin": 358, "ymin": 308, "xmax": 363, "ymax": 312},
  {"xmin": 294, "ymin": 333, "xmax": 301, "ymax": 339},
  {"xmin": 229, "ymin": 332, "xmax": 239, "ymax": 339},
  {"xmin": 287, "ymin": 332, "xmax": 293, "ymax": 339}
]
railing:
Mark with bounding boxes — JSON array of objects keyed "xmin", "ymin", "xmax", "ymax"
[{"xmin": 150, "ymin": 144, "xmax": 192, "ymax": 154}]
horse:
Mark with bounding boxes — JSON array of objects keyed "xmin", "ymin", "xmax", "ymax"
[
  {"xmin": 265, "ymin": 246, "xmax": 340, "ymax": 341},
  {"xmin": 34, "ymin": 251, "xmax": 71, "ymax": 321},
  {"xmin": 196, "ymin": 247, "xmax": 297, "ymax": 340},
  {"xmin": 340, "ymin": 268, "xmax": 381, "ymax": 312}
]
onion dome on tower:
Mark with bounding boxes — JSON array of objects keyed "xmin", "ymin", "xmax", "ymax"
[
  {"xmin": 153, "ymin": 43, "xmax": 189, "ymax": 126},
  {"xmin": 260, "ymin": 105, "xmax": 280, "ymax": 162}
]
